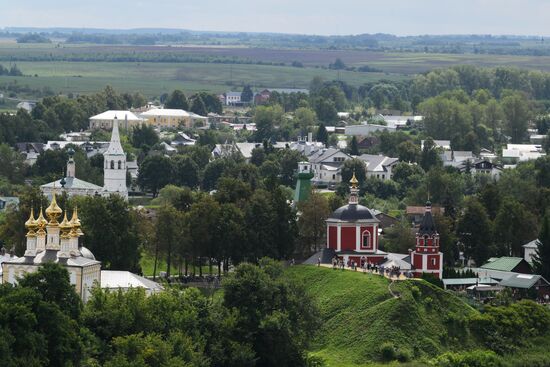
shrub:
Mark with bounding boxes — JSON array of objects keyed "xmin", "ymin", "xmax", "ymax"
[
  {"xmin": 433, "ymin": 350, "xmax": 504, "ymax": 367},
  {"xmin": 396, "ymin": 348, "xmax": 412, "ymax": 362},
  {"xmin": 380, "ymin": 342, "xmax": 397, "ymax": 361},
  {"xmin": 411, "ymin": 285, "xmax": 421, "ymax": 300}
]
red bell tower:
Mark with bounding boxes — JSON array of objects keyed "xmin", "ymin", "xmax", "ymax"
[{"xmin": 411, "ymin": 201, "xmax": 443, "ymax": 279}]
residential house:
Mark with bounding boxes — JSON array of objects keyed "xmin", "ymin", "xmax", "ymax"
[
  {"xmin": 406, "ymin": 205, "xmax": 444, "ymax": 226},
  {"xmin": 381, "ymin": 115, "xmax": 423, "ymax": 129},
  {"xmin": 441, "ymin": 150, "xmax": 474, "ymax": 167},
  {"xmin": 16, "ymin": 142, "xmax": 44, "ymax": 166},
  {"xmin": 421, "ymin": 140, "xmax": 451, "ymax": 151},
  {"xmin": 458, "ymin": 159, "xmax": 502, "ymax": 179},
  {"xmin": 89, "ymin": 110, "xmax": 145, "ymax": 130},
  {"xmin": 499, "ymin": 274, "xmax": 550, "ymax": 301},
  {"xmin": 222, "ymin": 91, "xmax": 242, "ymax": 106},
  {"xmin": 358, "ymin": 154, "xmax": 399, "ymax": 180},
  {"xmin": 480, "ymin": 257, "xmax": 532, "ymax": 274},
  {"xmin": 253, "ymin": 88, "xmax": 309, "ymax": 105},
  {"xmin": 308, "ymin": 148, "xmax": 352, "ymax": 185},
  {"xmin": 357, "ymin": 136, "xmax": 380, "ymax": 150},
  {"xmin": 171, "ymin": 132, "xmax": 196, "ymax": 147},
  {"xmin": 345, "ymin": 123, "xmax": 396, "ymax": 136},
  {"xmin": 502, "ymin": 144, "xmax": 545, "ymax": 167}
]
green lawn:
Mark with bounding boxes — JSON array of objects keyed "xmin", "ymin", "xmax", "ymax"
[{"xmin": 286, "ymin": 265, "xmax": 477, "ymax": 366}]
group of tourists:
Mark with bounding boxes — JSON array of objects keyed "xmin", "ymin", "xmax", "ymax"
[{"xmin": 327, "ymin": 256, "xmax": 414, "ymax": 279}]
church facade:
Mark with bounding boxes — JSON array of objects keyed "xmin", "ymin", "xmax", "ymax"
[
  {"xmin": 326, "ymin": 174, "xmax": 443, "ymax": 279},
  {"xmin": 1, "ymin": 194, "xmax": 101, "ymax": 302},
  {"xmin": 41, "ymin": 117, "xmax": 128, "ymax": 199}
]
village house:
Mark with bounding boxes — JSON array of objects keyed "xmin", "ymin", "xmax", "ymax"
[
  {"xmin": 308, "ymin": 148, "xmax": 352, "ymax": 186},
  {"xmin": 358, "ymin": 154, "xmax": 399, "ymax": 180},
  {"xmin": 523, "ymin": 239, "xmax": 539, "ymax": 264}
]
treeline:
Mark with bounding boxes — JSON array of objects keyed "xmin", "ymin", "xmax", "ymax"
[
  {"xmin": 0, "ymin": 63, "xmax": 23, "ymax": 76},
  {"xmin": 0, "ymin": 260, "xmax": 319, "ymax": 367},
  {"xmin": 16, "ymin": 33, "xmax": 51, "ymax": 43}
]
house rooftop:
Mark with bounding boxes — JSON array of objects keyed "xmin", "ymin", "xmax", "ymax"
[
  {"xmin": 499, "ymin": 273, "xmax": 547, "ymax": 289},
  {"xmin": 480, "ymin": 257, "xmax": 525, "ymax": 272},
  {"xmin": 90, "ymin": 110, "xmax": 143, "ymax": 121}
]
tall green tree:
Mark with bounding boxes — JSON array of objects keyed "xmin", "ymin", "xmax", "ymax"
[
  {"xmin": 420, "ymin": 137, "xmax": 442, "ymax": 172},
  {"xmin": 241, "ymin": 85, "xmax": 254, "ymax": 103},
  {"xmin": 297, "ymin": 191, "xmax": 330, "ymax": 255},
  {"xmin": 501, "ymin": 91, "xmax": 531, "ymax": 143},
  {"xmin": 457, "ymin": 197, "xmax": 494, "ymax": 266},
  {"xmin": 131, "ymin": 124, "xmax": 159, "ymax": 149},
  {"xmin": 190, "ymin": 94, "xmax": 208, "ymax": 116},
  {"xmin": 316, "ymin": 123, "xmax": 328, "ymax": 146},
  {"xmin": 533, "ymin": 212, "xmax": 550, "ymax": 280},
  {"xmin": 137, "ymin": 155, "xmax": 173, "ymax": 197},
  {"xmin": 165, "ymin": 89, "xmax": 189, "ymax": 110},
  {"xmin": 349, "ymin": 136, "xmax": 359, "ymax": 156},
  {"xmin": 494, "ymin": 200, "xmax": 539, "ymax": 256}
]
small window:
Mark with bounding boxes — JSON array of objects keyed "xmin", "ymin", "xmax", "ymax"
[
  {"xmin": 118, "ymin": 160, "xmax": 122, "ymax": 169},
  {"xmin": 431, "ymin": 258, "xmax": 436, "ymax": 265},
  {"xmin": 110, "ymin": 161, "xmax": 115, "ymax": 169},
  {"xmin": 362, "ymin": 231, "xmax": 371, "ymax": 249}
]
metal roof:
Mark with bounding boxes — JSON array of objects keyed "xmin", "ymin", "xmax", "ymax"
[
  {"xmin": 480, "ymin": 257, "xmax": 525, "ymax": 272},
  {"xmin": 523, "ymin": 239, "xmax": 539, "ymax": 249},
  {"xmin": 499, "ymin": 274, "xmax": 548, "ymax": 289},
  {"xmin": 101, "ymin": 270, "xmax": 164, "ymax": 293}
]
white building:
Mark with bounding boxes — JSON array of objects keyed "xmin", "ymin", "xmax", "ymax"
[
  {"xmin": 345, "ymin": 123, "xmax": 396, "ymax": 136},
  {"xmin": 102, "ymin": 118, "xmax": 128, "ymax": 199},
  {"xmin": 421, "ymin": 140, "xmax": 451, "ymax": 151},
  {"xmin": 41, "ymin": 119, "xmax": 128, "ymax": 199},
  {"xmin": 223, "ymin": 91, "xmax": 242, "ymax": 105},
  {"xmin": 89, "ymin": 110, "xmax": 145, "ymax": 130},
  {"xmin": 502, "ymin": 144, "xmax": 545, "ymax": 166},
  {"xmin": 308, "ymin": 148, "xmax": 352, "ymax": 185},
  {"xmin": 358, "ymin": 154, "xmax": 399, "ymax": 180},
  {"xmin": 523, "ymin": 239, "xmax": 539, "ymax": 264}
]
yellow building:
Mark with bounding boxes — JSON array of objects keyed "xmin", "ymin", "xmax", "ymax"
[{"xmin": 140, "ymin": 108, "xmax": 208, "ymax": 129}]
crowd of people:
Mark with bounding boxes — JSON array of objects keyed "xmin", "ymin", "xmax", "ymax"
[{"xmin": 324, "ymin": 256, "xmax": 414, "ymax": 279}]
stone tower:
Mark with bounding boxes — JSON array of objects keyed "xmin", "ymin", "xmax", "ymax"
[{"xmin": 103, "ymin": 117, "xmax": 128, "ymax": 199}]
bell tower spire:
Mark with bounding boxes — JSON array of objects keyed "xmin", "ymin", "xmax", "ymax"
[
  {"xmin": 348, "ymin": 171, "xmax": 359, "ymax": 205},
  {"xmin": 103, "ymin": 116, "xmax": 128, "ymax": 199}
]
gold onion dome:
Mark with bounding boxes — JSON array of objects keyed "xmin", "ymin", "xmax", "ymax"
[
  {"xmin": 59, "ymin": 211, "xmax": 72, "ymax": 237},
  {"xmin": 350, "ymin": 172, "xmax": 359, "ymax": 189},
  {"xmin": 25, "ymin": 207, "xmax": 37, "ymax": 230},
  {"xmin": 45, "ymin": 193, "xmax": 62, "ymax": 224},
  {"xmin": 36, "ymin": 207, "xmax": 48, "ymax": 230},
  {"xmin": 70, "ymin": 206, "xmax": 83, "ymax": 236}
]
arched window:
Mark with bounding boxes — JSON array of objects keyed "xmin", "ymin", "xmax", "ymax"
[
  {"xmin": 362, "ymin": 230, "xmax": 371, "ymax": 249},
  {"xmin": 110, "ymin": 160, "xmax": 114, "ymax": 169},
  {"xmin": 118, "ymin": 160, "xmax": 122, "ymax": 169}
]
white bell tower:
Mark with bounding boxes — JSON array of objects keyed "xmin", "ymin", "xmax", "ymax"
[{"xmin": 103, "ymin": 117, "xmax": 128, "ymax": 199}]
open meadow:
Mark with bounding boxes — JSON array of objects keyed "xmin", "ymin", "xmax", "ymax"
[{"xmin": 5, "ymin": 40, "xmax": 550, "ymax": 98}]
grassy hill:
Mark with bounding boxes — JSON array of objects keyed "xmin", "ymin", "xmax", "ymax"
[{"xmin": 286, "ymin": 266, "xmax": 478, "ymax": 366}]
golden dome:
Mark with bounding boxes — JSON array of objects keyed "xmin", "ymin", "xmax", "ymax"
[
  {"xmin": 45, "ymin": 193, "xmax": 62, "ymax": 224},
  {"xmin": 70, "ymin": 206, "xmax": 84, "ymax": 236},
  {"xmin": 25, "ymin": 207, "xmax": 37, "ymax": 229},
  {"xmin": 36, "ymin": 207, "xmax": 48, "ymax": 235},
  {"xmin": 59, "ymin": 211, "xmax": 72, "ymax": 238},
  {"xmin": 350, "ymin": 171, "xmax": 359, "ymax": 189}
]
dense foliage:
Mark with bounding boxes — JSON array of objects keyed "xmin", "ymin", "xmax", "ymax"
[{"xmin": 0, "ymin": 260, "xmax": 319, "ymax": 367}]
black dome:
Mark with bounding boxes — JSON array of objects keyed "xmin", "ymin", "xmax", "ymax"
[{"xmin": 329, "ymin": 204, "xmax": 377, "ymax": 221}]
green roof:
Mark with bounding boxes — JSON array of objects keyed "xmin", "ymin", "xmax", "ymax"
[{"xmin": 480, "ymin": 257, "xmax": 524, "ymax": 272}]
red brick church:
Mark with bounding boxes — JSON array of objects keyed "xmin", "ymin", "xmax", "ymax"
[{"xmin": 325, "ymin": 173, "xmax": 443, "ymax": 278}]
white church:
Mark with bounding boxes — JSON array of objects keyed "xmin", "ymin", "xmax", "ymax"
[{"xmin": 41, "ymin": 117, "xmax": 128, "ymax": 199}]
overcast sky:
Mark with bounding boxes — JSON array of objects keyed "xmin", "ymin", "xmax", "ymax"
[{"xmin": 2, "ymin": 0, "xmax": 549, "ymax": 36}]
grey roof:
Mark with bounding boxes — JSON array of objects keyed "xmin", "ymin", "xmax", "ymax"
[
  {"xmin": 359, "ymin": 154, "xmax": 399, "ymax": 172},
  {"xmin": 308, "ymin": 148, "xmax": 350, "ymax": 164},
  {"xmin": 5, "ymin": 249, "xmax": 100, "ymax": 267},
  {"xmin": 41, "ymin": 177, "xmax": 102, "ymax": 191},
  {"xmin": 101, "ymin": 270, "xmax": 164, "ymax": 292},
  {"xmin": 499, "ymin": 274, "xmax": 548, "ymax": 289},
  {"xmin": 329, "ymin": 204, "xmax": 380, "ymax": 222},
  {"xmin": 225, "ymin": 91, "xmax": 242, "ymax": 97}
]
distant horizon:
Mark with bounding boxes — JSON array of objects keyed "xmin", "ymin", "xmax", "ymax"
[
  {"xmin": 2, "ymin": 26, "xmax": 547, "ymax": 39},
  {"xmin": 2, "ymin": 0, "xmax": 550, "ymax": 37}
]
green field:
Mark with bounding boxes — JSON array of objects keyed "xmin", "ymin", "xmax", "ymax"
[
  {"xmin": 0, "ymin": 61, "xmax": 404, "ymax": 98},
  {"xmin": 4, "ymin": 41, "xmax": 550, "ymax": 100}
]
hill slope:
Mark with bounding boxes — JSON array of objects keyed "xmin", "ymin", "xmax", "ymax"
[{"xmin": 286, "ymin": 266, "xmax": 478, "ymax": 366}]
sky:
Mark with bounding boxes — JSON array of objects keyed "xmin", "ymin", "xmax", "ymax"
[{"xmin": 2, "ymin": 0, "xmax": 550, "ymax": 36}]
